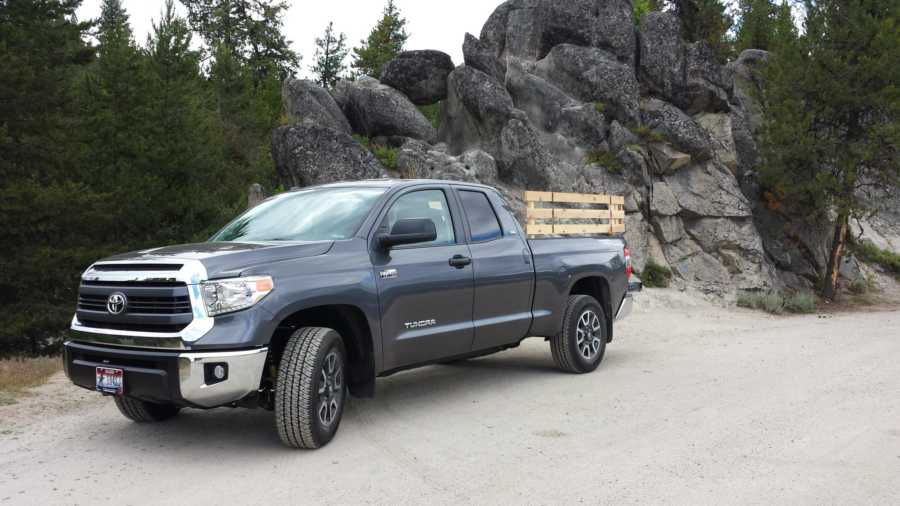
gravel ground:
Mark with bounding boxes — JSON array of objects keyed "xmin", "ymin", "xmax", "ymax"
[{"xmin": 1, "ymin": 289, "xmax": 899, "ymax": 505}]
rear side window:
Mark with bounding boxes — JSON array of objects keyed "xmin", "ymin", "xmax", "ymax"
[{"xmin": 459, "ymin": 190, "xmax": 502, "ymax": 242}]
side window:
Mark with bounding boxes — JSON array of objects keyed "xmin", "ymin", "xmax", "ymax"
[
  {"xmin": 383, "ymin": 190, "xmax": 456, "ymax": 246},
  {"xmin": 459, "ymin": 190, "xmax": 502, "ymax": 242}
]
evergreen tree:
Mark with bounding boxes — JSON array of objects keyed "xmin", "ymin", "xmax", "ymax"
[
  {"xmin": 311, "ymin": 21, "xmax": 349, "ymax": 90},
  {"xmin": 180, "ymin": 0, "xmax": 299, "ymax": 82},
  {"xmin": 0, "ymin": 0, "xmax": 96, "ymax": 354},
  {"xmin": 671, "ymin": 0, "xmax": 733, "ymax": 61},
  {"xmin": 734, "ymin": 0, "xmax": 795, "ymax": 53},
  {"xmin": 760, "ymin": 0, "xmax": 900, "ymax": 299},
  {"xmin": 351, "ymin": 0, "xmax": 409, "ymax": 78}
]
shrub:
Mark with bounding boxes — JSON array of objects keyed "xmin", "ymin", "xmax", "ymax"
[
  {"xmin": 372, "ymin": 144, "xmax": 399, "ymax": 171},
  {"xmin": 853, "ymin": 240, "xmax": 900, "ymax": 277},
  {"xmin": 848, "ymin": 277, "xmax": 869, "ymax": 295},
  {"xmin": 784, "ymin": 291, "xmax": 816, "ymax": 313},
  {"xmin": 641, "ymin": 259, "xmax": 672, "ymax": 288},
  {"xmin": 633, "ymin": 125, "xmax": 666, "ymax": 144},
  {"xmin": 594, "ymin": 101, "xmax": 606, "ymax": 114},
  {"xmin": 737, "ymin": 290, "xmax": 817, "ymax": 314},
  {"xmin": 585, "ymin": 150, "xmax": 623, "ymax": 174},
  {"xmin": 418, "ymin": 103, "xmax": 443, "ymax": 130}
]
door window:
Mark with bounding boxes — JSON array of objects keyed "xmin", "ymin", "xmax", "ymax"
[
  {"xmin": 383, "ymin": 190, "xmax": 455, "ymax": 246},
  {"xmin": 459, "ymin": 190, "xmax": 502, "ymax": 242}
]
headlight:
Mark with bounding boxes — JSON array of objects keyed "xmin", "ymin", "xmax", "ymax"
[{"xmin": 202, "ymin": 276, "xmax": 274, "ymax": 317}]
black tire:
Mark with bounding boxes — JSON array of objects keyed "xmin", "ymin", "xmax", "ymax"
[
  {"xmin": 114, "ymin": 396, "xmax": 181, "ymax": 422},
  {"xmin": 551, "ymin": 295, "xmax": 608, "ymax": 374},
  {"xmin": 275, "ymin": 327, "xmax": 348, "ymax": 449}
]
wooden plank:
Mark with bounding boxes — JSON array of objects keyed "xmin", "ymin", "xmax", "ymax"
[
  {"xmin": 609, "ymin": 224, "xmax": 626, "ymax": 234},
  {"xmin": 526, "ymin": 207, "xmax": 554, "ymax": 219},
  {"xmin": 553, "ymin": 224, "xmax": 611, "ymax": 235},
  {"xmin": 526, "ymin": 224, "xmax": 554, "ymax": 235},
  {"xmin": 551, "ymin": 192, "xmax": 611, "ymax": 204},
  {"xmin": 524, "ymin": 191, "xmax": 554, "ymax": 203},
  {"xmin": 610, "ymin": 209, "xmax": 626, "ymax": 219},
  {"xmin": 610, "ymin": 195, "xmax": 625, "ymax": 205},
  {"xmin": 553, "ymin": 208, "xmax": 611, "ymax": 219}
]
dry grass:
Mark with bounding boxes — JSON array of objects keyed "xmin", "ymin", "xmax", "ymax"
[{"xmin": 0, "ymin": 356, "xmax": 62, "ymax": 405}]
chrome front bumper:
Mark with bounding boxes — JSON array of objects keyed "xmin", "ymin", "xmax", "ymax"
[
  {"xmin": 178, "ymin": 348, "xmax": 269, "ymax": 407},
  {"xmin": 64, "ymin": 342, "xmax": 268, "ymax": 408}
]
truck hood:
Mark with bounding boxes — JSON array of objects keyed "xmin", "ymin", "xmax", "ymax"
[{"xmin": 99, "ymin": 241, "xmax": 334, "ymax": 280}]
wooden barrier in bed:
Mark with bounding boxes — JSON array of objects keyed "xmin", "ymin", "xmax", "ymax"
[{"xmin": 524, "ymin": 191, "xmax": 625, "ymax": 237}]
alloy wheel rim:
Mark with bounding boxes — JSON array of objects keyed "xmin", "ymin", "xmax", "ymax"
[
  {"xmin": 317, "ymin": 350, "xmax": 343, "ymax": 427},
  {"xmin": 575, "ymin": 309, "xmax": 603, "ymax": 360}
]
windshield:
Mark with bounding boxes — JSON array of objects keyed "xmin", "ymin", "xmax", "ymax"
[{"xmin": 211, "ymin": 187, "xmax": 387, "ymax": 242}]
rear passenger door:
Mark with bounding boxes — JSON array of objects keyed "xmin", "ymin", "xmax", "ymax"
[{"xmin": 456, "ymin": 188, "xmax": 535, "ymax": 351}]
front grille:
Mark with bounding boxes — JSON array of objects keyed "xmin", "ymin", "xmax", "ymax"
[
  {"xmin": 91, "ymin": 263, "xmax": 183, "ymax": 272},
  {"xmin": 78, "ymin": 293, "xmax": 192, "ymax": 314},
  {"xmin": 76, "ymin": 276, "xmax": 194, "ymax": 334}
]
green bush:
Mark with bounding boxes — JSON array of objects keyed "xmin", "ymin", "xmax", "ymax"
[
  {"xmin": 585, "ymin": 150, "xmax": 623, "ymax": 174},
  {"xmin": 737, "ymin": 290, "xmax": 817, "ymax": 314},
  {"xmin": 853, "ymin": 241, "xmax": 900, "ymax": 277},
  {"xmin": 784, "ymin": 291, "xmax": 816, "ymax": 313},
  {"xmin": 633, "ymin": 125, "xmax": 667, "ymax": 144},
  {"xmin": 418, "ymin": 103, "xmax": 443, "ymax": 130},
  {"xmin": 594, "ymin": 101, "xmax": 607, "ymax": 114},
  {"xmin": 353, "ymin": 135, "xmax": 400, "ymax": 172},
  {"xmin": 641, "ymin": 259, "xmax": 673, "ymax": 288},
  {"xmin": 848, "ymin": 277, "xmax": 869, "ymax": 295}
]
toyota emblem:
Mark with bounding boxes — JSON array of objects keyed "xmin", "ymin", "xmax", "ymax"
[{"xmin": 107, "ymin": 292, "xmax": 127, "ymax": 315}]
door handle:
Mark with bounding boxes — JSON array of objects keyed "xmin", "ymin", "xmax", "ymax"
[{"xmin": 449, "ymin": 255, "xmax": 472, "ymax": 268}]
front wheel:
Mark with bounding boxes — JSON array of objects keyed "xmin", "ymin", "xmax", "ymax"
[
  {"xmin": 275, "ymin": 327, "xmax": 348, "ymax": 449},
  {"xmin": 114, "ymin": 396, "xmax": 181, "ymax": 422},
  {"xmin": 550, "ymin": 295, "xmax": 608, "ymax": 373}
]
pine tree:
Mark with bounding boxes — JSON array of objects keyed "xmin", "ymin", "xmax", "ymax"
[
  {"xmin": 760, "ymin": 0, "xmax": 900, "ymax": 299},
  {"xmin": 671, "ymin": 0, "xmax": 733, "ymax": 61},
  {"xmin": 351, "ymin": 0, "xmax": 409, "ymax": 78},
  {"xmin": 734, "ymin": 0, "xmax": 795, "ymax": 53},
  {"xmin": 311, "ymin": 21, "xmax": 349, "ymax": 90},
  {"xmin": 0, "ymin": 0, "xmax": 96, "ymax": 354},
  {"xmin": 180, "ymin": 0, "xmax": 299, "ymax": 82}
]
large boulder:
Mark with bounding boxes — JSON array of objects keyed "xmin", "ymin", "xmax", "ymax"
[
  {"xmin": 397, "ymin": 139, "xmax": 498, "ymax": 182},
  {"xmin": 695, "ymin": 112, "xmax": 738, "ymax": 172},
  {"xmin": 332, "ymin": 77, "xmax": 436, "ymax": 142},
  {"xmin": 639, "ymin": 13, "xmax": 729, "ymax": 114},
  {"xmin": 534, "ymin": 44, "xmax": 640, "ymax": 124},
  {"xmin": 272, "ymin": 124, "xmax": 385, "ymax": 188},
  {"xmin": 463, "ymin": 33, "xmax": 507, "ymax": 83},
  {"xmin": 505, "ymin": 62, "xmax": 608, "ymax": 149},
  {"xmin": 638, "ymin": 12, "xmax": 684, "ymax": 102},
  {"xmin": 640, "ymin": 98, "xmax": 714, "ymax": 161},
  {"xmin": 440, "ymin": 65, "xmax": 569, "ymax": 189},
  {"xmin": 664, "ymin": 161, "xmax": 752, "ymax": 218},
  {"xmin": 440, "ymin": 65, "xmax": 518, "ymax": 154},
  {"xmin": 282, "ymin": 78, "xmax": 352, "ymax": 134},
  {"xmin": 479, "ymin": 0, "xmax": 636, "ymax": 65},
  {"xmin": 380, "ymin": 50, "xmax": 454, "ymax": 105}
]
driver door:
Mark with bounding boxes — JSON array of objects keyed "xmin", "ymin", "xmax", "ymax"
[{"xmin": 372, "ymin": 187, "xmax": 474, "ymax": 370}]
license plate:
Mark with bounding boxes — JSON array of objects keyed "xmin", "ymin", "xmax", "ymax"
[{"xmin": 96, "ymin": 367, "xmax": 124, "ymax": 395}]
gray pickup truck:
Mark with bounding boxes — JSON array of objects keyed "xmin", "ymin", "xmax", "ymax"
[{"xmin": 64, "ymin": 179, "xmax": 639, "ymax": 448}]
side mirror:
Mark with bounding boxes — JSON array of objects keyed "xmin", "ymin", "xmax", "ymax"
[{"xmin": 377, "ymin": 218, "xmax": 437, "ymax": 249}]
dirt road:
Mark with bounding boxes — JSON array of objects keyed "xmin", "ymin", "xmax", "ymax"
[{"xmin": 2, "ymin": 290, "xmax": 899, "ymax": 505}]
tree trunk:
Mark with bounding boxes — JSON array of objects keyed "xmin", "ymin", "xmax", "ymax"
[{"xmin": 822, "ymin": 212, "xmax": 849, "ymax": 300}]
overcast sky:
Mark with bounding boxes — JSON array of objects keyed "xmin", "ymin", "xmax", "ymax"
[{"xmin": 77, "ymin": 0, "xmax": 501, "ymax": 78}]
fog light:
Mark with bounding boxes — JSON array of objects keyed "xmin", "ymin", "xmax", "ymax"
[{"xmin": 203, "ymin": 363, "xmax": 228, "ymax": 384}]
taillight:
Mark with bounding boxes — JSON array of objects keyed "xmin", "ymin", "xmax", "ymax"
[{"xmin": 624, "ymin": 246, "xmax": 633, "ymax": 280}]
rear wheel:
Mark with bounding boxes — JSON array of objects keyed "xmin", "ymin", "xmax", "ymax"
[
  {"xmin": 113, "ymin": 396, "xmax": 180, "ymax": 422},
  {"xmin": 275, "ymin": 327, "xmax": 347, "ymax": 449},
  {"xmin": 551, "ymin": 295, "xmax": 607, "ymax": 373}
]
